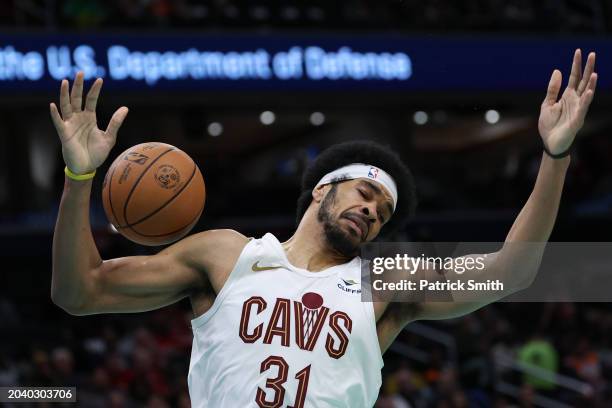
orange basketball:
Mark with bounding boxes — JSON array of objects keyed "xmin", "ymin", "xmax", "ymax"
[{"xmin": 102, "ymin": 142, "xmax": 206, "ymax": 246}]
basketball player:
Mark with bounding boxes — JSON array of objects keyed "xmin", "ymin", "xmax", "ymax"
[{"xmin": 50, "ymin": 49, "xmax": 597, "ymax": 407}]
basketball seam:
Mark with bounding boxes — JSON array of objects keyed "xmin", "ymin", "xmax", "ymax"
[
  {"xmin": 124, "ymin": 162, "xmax": 197, "ymax": 228},
  {"xmin": 121, "ymin": 147, "xmax": 175, "ymax": 229},
  {"xmin": 129, "ymin": 200, "xmax": 204, "ymax": 238}
]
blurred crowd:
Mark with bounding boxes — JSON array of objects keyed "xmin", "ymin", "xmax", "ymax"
[
  {"xmin": 2, "ymin": 0, "xmax": 612, "ymax": 32},
  {"xmin": 376, "ymin": 303, "xmax": 612, "ymax": 407},
  {"xmin": 414, "ymin": 134, "xmax": 612, "ymax": 220},
  {"xmin": 1, "ymin": 297, "xmax": 611, "ymax": 407},
  {"xmin": 0, "ymin": 302, "xmax": 193, "ymax": 407}
]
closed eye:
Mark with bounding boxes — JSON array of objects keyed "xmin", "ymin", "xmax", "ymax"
[{"xmin": 359, "ymin": 188, "xmax": 386, "ymax": 224}]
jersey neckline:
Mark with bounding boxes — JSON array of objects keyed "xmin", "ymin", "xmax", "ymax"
[{"xmin": 264, "ymin": 232, "xmax": 360, "ymax": 278}]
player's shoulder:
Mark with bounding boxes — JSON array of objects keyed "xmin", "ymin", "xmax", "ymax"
[
  {"xmin": 171, "ymin": 229, "xmax": 251, "ymax": 276},
  {"xmin": 182, "ymin": 229, "xmax": 251, "ymax": 251}
]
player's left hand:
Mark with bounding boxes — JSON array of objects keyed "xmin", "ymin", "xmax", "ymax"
[{"xmin": 538, "ymin": 49, "xmax": 598, "ymax": 156}]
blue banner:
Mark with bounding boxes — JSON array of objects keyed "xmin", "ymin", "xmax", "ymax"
[{"xmin": 0, "ymin": 33, "xmax": 609, "ymax": 92}]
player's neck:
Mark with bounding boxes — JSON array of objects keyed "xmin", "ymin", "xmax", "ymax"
[{"xmin": 282, "ymin": 219, "xmax": 350, "ymax": 273}]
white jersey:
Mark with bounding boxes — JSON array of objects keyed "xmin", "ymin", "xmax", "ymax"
[{"xmin": 188, "ymin": 232, "xmax": 384, "ymax": 407}]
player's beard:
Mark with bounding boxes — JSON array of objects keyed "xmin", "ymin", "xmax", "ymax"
[{"xmin": 317, "ymin": 184, "xmax": 360, "ymax": 258}]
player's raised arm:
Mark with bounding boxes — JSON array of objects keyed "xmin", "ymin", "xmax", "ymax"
[
  {"xmin": 50, "ymin": 71, "xmax": 127, "ymax": 312},
  {"xmin": 50, "ymin": 73, "xmax": 247, "ymax": 315},
  {"xmin": 411, "ymin": 49, "xmax": 598, "ymax": 321}
]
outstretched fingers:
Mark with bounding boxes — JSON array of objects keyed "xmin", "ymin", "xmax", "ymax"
[
  {"xmin": 567, "ymin": 49, "xmax": 582, "ymax": 90},
  {"xmin": 59, "ymin": 79, "xmax": 72, "ymax": 119},
  {"xmin": 578, "ymin": 73, "xmax": 598, "ymax": 115},
  {"xmin": 105, "ymin": 107, "xmax": 129, "ymax": 142},
  {"xmin": 49, "ymin": 103, "xmax": 64, "ymax": 135},
  {"xmin": 543, "ymin": 69, "xmax": 562, "ymax": 107},
  {"xmin": 578, "ymin": 52, "xmax": 596, "ymax": 95},
  {"xmin": 85, "ymin": 78, "xmax": 103, "ymax": 112},
  {"xmin": 586, "ymin": 72, "xmax": 598, "ymax": 94},
  {"xmin": 70, "ymin": 71, "xmax": 85, "ymax": 112}
]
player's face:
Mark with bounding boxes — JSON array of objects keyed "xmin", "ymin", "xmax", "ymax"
[{"xmin": 317, "ymin": 179, "xmax": 393, "ymax": 257}]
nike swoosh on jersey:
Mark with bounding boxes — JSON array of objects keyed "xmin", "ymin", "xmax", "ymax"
[
  {"xmin": 342, "ymin": 279, "xmax": 358, "ymax": 286},
  {"xmin": 252, "ymin": 261, "xmax": 285, "ymax": 272}
]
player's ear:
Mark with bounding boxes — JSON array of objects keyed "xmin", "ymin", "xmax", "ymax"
[{"xmin": 312, "ymin": 184, "xmax": 327, "ymax": 203}]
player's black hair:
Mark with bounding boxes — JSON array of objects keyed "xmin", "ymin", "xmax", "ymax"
[{"xmin": 296, "ymin": 141, "xmax": 417, "ymax": 238}]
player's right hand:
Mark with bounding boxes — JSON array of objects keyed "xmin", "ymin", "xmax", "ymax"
[{"xmin": 50, "ymin": 71, "xmax": 129, "ymax": 175}]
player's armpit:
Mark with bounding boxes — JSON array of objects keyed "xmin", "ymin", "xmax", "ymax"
[{"xmin": 66, "ymin": 229, "xmax": 249, "ymax": 315}]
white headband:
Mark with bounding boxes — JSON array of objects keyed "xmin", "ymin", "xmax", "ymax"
[{"xmin": 315, "ymin": 163, "xmax": 398, "ymax": 211}]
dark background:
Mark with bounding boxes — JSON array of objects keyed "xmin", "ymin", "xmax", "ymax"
[{"xmin": 1, "ymin": 1, "xmax": 612, "ymax": 407}]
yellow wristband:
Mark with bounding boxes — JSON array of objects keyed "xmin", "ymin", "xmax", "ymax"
[{"xmin": 65, "ymin": 166, "xmax": 96, "ymax": 181}]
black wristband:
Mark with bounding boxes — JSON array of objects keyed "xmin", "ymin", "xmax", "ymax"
[{"xmin": 543, "ymin": 141, "xmax": 572, "ymax": 159}]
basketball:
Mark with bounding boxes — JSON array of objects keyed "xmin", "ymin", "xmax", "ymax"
[{"xmin": 101, "ymin": 142, "xmax": 205, "ymax": 246}]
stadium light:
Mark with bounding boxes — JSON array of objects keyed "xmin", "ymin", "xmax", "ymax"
[
  {"xmin": 310, "ymin": 112, "xmax": 325, "ymax": 126},
  {"xmin": 207, "ymin": 122, "xmax": 223, "ymax": 137},
  {"xmin": 260, "ymin": 111, "xmax": 276, "ymax": 125},
  {"xmin": 485, "ymin": 109, "xmax": 500, "ymax": 124},
  {"xmin": 413, "ymin": 111, "xmax": 428, "ymax": 125}
]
